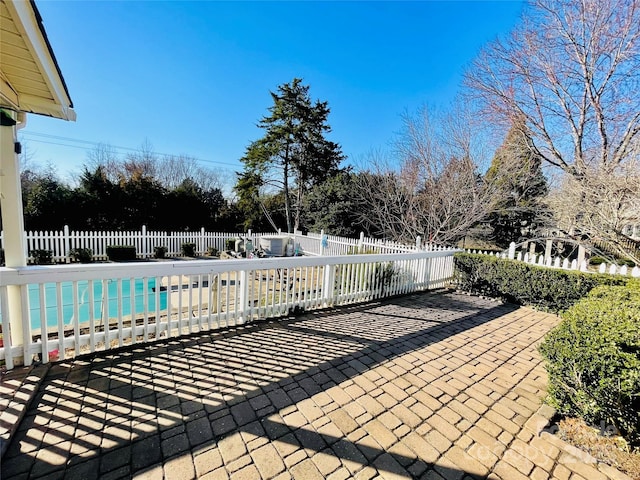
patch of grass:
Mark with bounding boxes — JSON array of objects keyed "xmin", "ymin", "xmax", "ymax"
[{"xmin": 558, "ymin": 417, "xmax": 640, "ymax": 480}]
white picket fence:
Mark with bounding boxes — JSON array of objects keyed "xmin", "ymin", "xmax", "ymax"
[
  {"xmin": 0, "ymin": 247, "xmax": 457, "ymax": 371},
  {"xmin": 294, "ymin": 231, "xmax": 439, "ymax": 256},
  {"xmin": 0, "ymin": 226, "xmax": 277, "ymax": 263},
  {"xmin": 0, "ymin": 227, "xmax": 445, "ymax": 263},
  {"xmin": 466, "ymin": 242, "xmax": 640, "ymax": 278}
]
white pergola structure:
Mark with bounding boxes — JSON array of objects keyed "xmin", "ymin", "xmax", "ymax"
[{"xmin": 1, "ymin": 0, "xmax": 75, "ymax": 363}]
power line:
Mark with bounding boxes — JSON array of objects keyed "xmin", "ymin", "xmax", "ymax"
[{"xmin": 19, "ymin": 131, "xmax": 242, "ymax": 169}]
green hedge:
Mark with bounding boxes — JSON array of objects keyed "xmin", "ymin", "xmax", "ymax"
[
  {"xmin": 454, "ymin": 253, "xmax": 626, "ymax": 312},
  {"xmin": 106, "ymin": 245, "xmax": 137, "ymax": 262},
  {"xmin": 539, "ymin": 281, "xmax": 640, "ymax": 445}
]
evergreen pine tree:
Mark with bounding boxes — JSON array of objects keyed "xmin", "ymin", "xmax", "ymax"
[
  {"xmin": 485, "ymin": 118, "xmax": 549, "ymax": 248},
  {"xmin": 235, "ymin": 78, "xmax": 344, "ymax": 232}
]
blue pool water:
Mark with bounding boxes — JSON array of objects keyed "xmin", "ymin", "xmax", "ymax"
[{"xmin": 27, "ymin": 279, "xmax": 168, "ymax": 330}]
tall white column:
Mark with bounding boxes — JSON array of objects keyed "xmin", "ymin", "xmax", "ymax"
[{"xmin": 0, "ymin": 110, "xmax": 27, "ymax": 365}]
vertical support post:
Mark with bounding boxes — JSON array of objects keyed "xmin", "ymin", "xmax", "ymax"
[
  {"xmin": 544, "ymin": 239, "xmax": 553, "ymax": 263},
  {"xmin": 508, "ymin": 242, "xmax": 516, "ymax": 260},
  {"xmin": 63, "ymin": 224, "xmax": 70, "ymax": 263},
  {"xmin": 416, "ymin": 236, "xmax": 422, "ymax": 250},
  {"xmin": 529, "ymin": 242, "xmax": 536, "ymax": 257},
  {"xmin": 358, "ymin": 231, "xmax": 365, "ymax": 253},
  {"xmin": 199, "ymin": 226, "xmax": 205, "ymax": 256},
  {"xmin": 238, "ymin": 269, "xmax": 249, "ymax": 324},
  {"xmin": 322, "ymin": 264, "xmax": 336, "ymax": 308},
  {"xmin": 142, "ymin": 225, "xmax": 148, "ymax": 258},
  {"xmin": 0, "ymin": 110, "xmax": 28, "ymax": 365},
  {"xmin": 320, "ymin": 229, "xmax": 325, "ymax": 256},
  {"xmin": 577, "ymin": 245, "xmax": 586, "ymax": 270}
]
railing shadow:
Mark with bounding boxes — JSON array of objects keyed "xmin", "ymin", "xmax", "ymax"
[{"xmin": 2, "ymin": 290, "xmax": 521, "ymax": 479}]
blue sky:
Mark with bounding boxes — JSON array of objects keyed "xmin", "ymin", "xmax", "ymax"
[{"xmin": 22, "ymin": 0, "xmax": 525, "ymax": 187}]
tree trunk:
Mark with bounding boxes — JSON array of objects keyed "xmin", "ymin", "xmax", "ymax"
[{"xmin": 283, "ymin": 147, "xmax": 292, "ymax": 233}]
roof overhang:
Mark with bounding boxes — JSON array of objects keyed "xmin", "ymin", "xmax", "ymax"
[{"xmin": 0, "ymin": 0, "xmax": 75, "ymax": 121}]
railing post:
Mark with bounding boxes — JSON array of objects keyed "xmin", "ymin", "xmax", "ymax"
[
  {"xmin": 322, "ymin": 263, "xmax": 336, "ymax": 308},
  {"xmin": 358, "ymin": 232, "xmax": 365, "ymax": 253},
  {"xmin": 416, "ymin": 236, "xmax": 422, "ymax": 250},
  {"xmin": 508, "ymin": 242, "xmax": 516, "ymax": 260},
  {"xmin": 238, "ymin": 269, "xmax": 249, "ymax": 324},
  {"xmin": 200, "ymin": 227, "xmax": 205, "ymax": 255},
  {"xmin": 320, "ymin": 229, "xmax": 326, "ymax": 256}
]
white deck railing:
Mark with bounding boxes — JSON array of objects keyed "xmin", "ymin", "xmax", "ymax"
[{"xmin": 0, "ymin": 249, "xmax": 457, "ymax": 370}]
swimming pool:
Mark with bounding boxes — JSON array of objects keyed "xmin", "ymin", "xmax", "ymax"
[{"xmin": 26, "ymin": 278, "xmax": 168, "ymax": 330}]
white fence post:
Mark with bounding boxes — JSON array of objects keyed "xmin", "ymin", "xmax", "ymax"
[
  {"xmin": 508, "ymin": 242, "xmax": 516, "ymax": 260},
  {"xmin": 322, "ymin": 263, "xmax": 336, "ymax": 307},
  {"xmin": 63, "ymin": 225, "xmax": 71, "ymax": 263},
  {"xmin": 358, "ymin": 232, "xmax": 365, "ymax": 253},
  {"xmin": 577, "ymin": 245, "xmax": 586, "ymax": 268},
  {"xmin": 141, "ymin": 225, "xmax": 148, "ymax": 258},
  {"xmin": 544, "ymin": 239, "xmax": 553, "ymax": 263},
  {"xmin": 238, "ymin": 269, "xmax": 249, "ymax": 324},
  {"xmin": 416, "ymin": 236, "xmax": 422, "ymax": 250}
]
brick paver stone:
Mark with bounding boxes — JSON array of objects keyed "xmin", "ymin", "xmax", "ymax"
[
  {"xmin": 251, "ymin": 443, "xmax": 286, "ymax": 478},
  {"xmin": 1, "ymin": 292, "xmax": 628, "ymax": 480},
  {"xmin": 290, "ymin": 458, "xmax": 325, "ymax": 480}
]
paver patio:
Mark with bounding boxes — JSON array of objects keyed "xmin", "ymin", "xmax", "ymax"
[{"xmin": 0, "ymin": 290, "xmax": 630, "ymax": 479}]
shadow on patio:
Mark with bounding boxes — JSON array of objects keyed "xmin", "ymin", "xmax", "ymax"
[{"xmin": 2, "ymin": 290, "xmax": 558, "ymax": 479}]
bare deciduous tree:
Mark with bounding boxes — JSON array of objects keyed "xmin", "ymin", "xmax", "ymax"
[
  {"xmin": 466, "ymin": 0, "xmax": 640, "ymax": 177},
  {"xmin": 155, "ymin": 155, "xmax": 222, "ymax": 192},
  {"xmin": 86, "ymin": 143, "xmax": 121, "ymax": 182},
  {"xmin": 354, "ymin": 105, "xmax": 501, "ymax": 246},
  {"xmin": 466, "ymin": 0, "xmax": 640, "ymax": 259},
  {"xmin": 547, "ymin": 149, "xmax": 640, "ymax": 264},
  {"xmin": 85, "ymin": 142, "xmax": 222, "ymax": 192}
]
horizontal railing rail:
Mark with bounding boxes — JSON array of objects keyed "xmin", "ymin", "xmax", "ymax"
[{"xmin": 0, "ymin": 249, "xmax": 457, "ymax": 370}]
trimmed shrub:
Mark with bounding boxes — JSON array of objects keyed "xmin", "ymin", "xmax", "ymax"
[
  {"xmin": 69, "ymin": 248, "xmax": 93, "ymax": 263},
  {"xmin": 454, "ymin": 253, "xmax": 626, "ymax": 312},
  {"xmin": 31, "ymin": 249, "xmax": 53, "ymax": 265},
  {"xmin": 225, "ymin": 238, "xmax": 235, "ymax": 251},
  {"xmin": 181, "ymin": 242, "xmax": 196, "ymax": 257},
  {"xmin": 206, "ymin": 246, "xmax": 219, "ymax": 257},
  {"xmin": 106, "ymin": 245, "xmax": 137, "ymax": 262},
  {"xmin": 539, "ymin": 281, "xmax": 640, "ymax": 445},
  {"xmin": 154, "ymin": 246, "xmax": 167, "ymax": 259},
  {"xmin": 590, "ymin": 255, "xmax": 636, "ymax": 268}
]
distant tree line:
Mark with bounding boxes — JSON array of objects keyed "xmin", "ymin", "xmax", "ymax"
[{"xmin": 13, "ymin": 154, "xmax": 239, "ymax": 232}]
